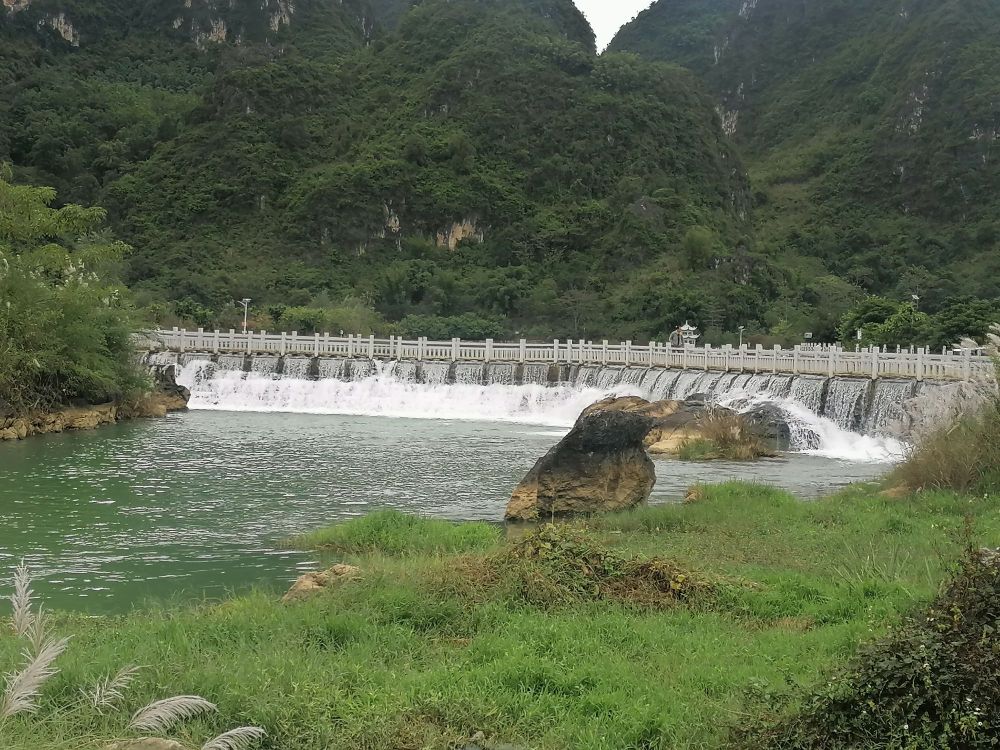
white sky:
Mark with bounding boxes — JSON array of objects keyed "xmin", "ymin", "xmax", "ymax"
[{"xmin": 573, "ymin": 0, "xmax": 653, "ymax": 50}]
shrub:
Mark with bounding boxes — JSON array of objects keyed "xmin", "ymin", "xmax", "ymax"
[
  {"xmin": 736, "ymin": 543, "xmax": 1000, "ymax": 749},
  {"xmin": 484, "ymin": 523, "xmax": 715, "ymax": 608}
]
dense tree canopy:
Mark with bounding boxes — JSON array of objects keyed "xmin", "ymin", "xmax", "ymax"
[
  {"xmin": 1, "ymin": 0, "xmax": 996, "ymax": 345},
  {"xmin": 0, "ymin": 167, "xmax": 143, "ymax": 413}
]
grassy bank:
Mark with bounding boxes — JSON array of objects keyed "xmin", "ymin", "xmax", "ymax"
[{"xmin": 2, "ymin": 483, "xmax": 998, "ymax": 750}]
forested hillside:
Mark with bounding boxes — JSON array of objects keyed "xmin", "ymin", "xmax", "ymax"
[
  {"xmin": 3, "ymin": 0, "xmax": 998, "ymax": 345},
  {"xmin": 612, "ymin": 0, "xmax": 1000, "ymax": 336},
  {"xmin": 2, "ymin": 0, "xmax": 766, "ymax": 341}
]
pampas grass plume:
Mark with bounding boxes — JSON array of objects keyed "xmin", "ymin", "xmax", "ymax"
[
  {"xmin": 129, "ymin": 695, "xmax": 217, "ymax": 733},
  {"xmin": 202, "ymin": 726, "xmax": 267, "ymax": 750}
]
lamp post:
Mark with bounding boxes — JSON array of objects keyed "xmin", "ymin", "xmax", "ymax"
[
  {"xmin": 738, "ymin": 325, "xmax": 745, "ymax": 348},
  {"xmin": 238, "ymin": 298, "xmax": 252, "ymax": 334}
]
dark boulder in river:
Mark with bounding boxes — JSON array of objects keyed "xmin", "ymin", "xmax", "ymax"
[
  {"xmin": 742, "ymin": 403, "xmax": 796, "ymax": 451},
  {"xmin": 505, "ymin": 402, "xmax": 656, "ymax": 522}
]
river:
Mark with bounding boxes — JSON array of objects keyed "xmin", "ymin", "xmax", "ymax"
[{"xmin": 2, "ymin": 404, "xmax": 893, "ymax": 613}]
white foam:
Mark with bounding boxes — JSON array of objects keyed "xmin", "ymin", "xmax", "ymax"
[
  {"xmin": 177, "ymin": 360, "xmax": 905, "ymax": 463},
  {"xmin": 717, "ymin": 393, "xmax": 906, "ymax": 464},
  {"xmin": 177, "ymin": 361, "xmax": 643, "ymax": 428}
]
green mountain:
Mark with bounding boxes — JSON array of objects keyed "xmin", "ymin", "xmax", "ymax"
[
  {"xmin": 2, "ymin": 0, "xmax": 762, "ymax": 340},
  {"xmin": 611, "ymin": 0, "xmax": 1000, "ymax": 316}
]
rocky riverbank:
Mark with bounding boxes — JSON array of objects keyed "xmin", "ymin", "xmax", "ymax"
[{"xmin": 0, "ymin": 366, "xmax": 189, "ymax": 441}]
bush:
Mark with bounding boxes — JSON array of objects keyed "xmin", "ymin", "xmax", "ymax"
[
  {"xmin": 396, "ymin": 313, "xmax": 507, "ymax": 340},
  {"xmin": 736, "ymin": 543, "xmax": 1000, "ymax": 749}
]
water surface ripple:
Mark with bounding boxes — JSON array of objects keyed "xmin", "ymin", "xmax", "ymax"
[{"xmin": 0, "ymin": 412, "xmax": 888, "ymax": 612}]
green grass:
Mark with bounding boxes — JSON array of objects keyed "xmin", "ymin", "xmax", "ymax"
[
  {"xmin": 284, "ymin": 509, "xmax": 502, "ymax": 555},
  {"xmin": 2, "ymin": 483, "xmax": 998, "ymax": 750}
]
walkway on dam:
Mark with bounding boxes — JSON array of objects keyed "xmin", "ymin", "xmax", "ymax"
[{"xmin": 144, "ymin": 329, "xmax": 989, "ymax": 382}]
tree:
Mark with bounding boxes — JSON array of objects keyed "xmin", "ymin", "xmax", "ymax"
[
  {"xmin": 837, "ymin": 296, "xmax": 900, "ymax": 344},
  {"xmin": 681, "ymin": 226, "xmax": 716, "ymax": 271},
  {"xmin": 0, "ymin": 166, "xmax": 143, "ymax": 413}
]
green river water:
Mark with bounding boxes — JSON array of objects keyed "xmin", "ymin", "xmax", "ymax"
[{"xmin": 0, "ymin": 411, "xmax": 889, "ymax": 613}]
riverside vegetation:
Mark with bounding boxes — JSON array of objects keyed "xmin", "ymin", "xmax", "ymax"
[{"xmin": 3, "ymin": 480, "xmax": 1000, "ymax": 750}]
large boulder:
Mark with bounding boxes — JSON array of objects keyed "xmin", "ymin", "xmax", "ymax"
[
  {"xmin": 505, "ymin": 404, "xmax": 656, "ymax": 521},
  {"xmin": 742, "ymin": 403, "xmax": 795, "ymax": 451}
]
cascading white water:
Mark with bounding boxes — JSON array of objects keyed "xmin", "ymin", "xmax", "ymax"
[
  {"xmin": 250, "ymin": 356, "xmax": 280, "ymax": 374},
  {"xmin": 217, "ymin": 354, "xmax": 245, "ymax": 372},
  {"xmin": 863, "ymin": 379, "xmax": 917, "ymax": 435},
  {"xmin": 454, "ymin": 362, "xmax": 484, "ymax": 385},
  {"xmin": 595, "ymin": 367, "xmax": 622, "ymax": 389},
  {"xmin": 717, "ymin": 393, "xmax": 905, "ymax": 463},
  {"xmin": 173, "ymin": 358, "xmax": 915, "ymax": 463},
  {"xmin": 317, "ymin": 358, "xmax": 348, "ymax": 380},
  {"xmin": 823, "ymin": 378, "xmax": 870, "ymax": 431},
  {"xmin": 282, "ymin": 357, "xmax": 311, "ymax": 379},
  {"xmin": 521, "ymin": 363, "xmax": 551, "ymax": 385},
  {"xmin": 177, "ymin": 360, "xmax": 627, "ymax": 427},
  {"xmin": 390, "ymin": 360, "xmax": 419, "ymax": 383},
  {"xmin": 789, "ymin": 376, "xmax": 826, "ymax": 413},
  {"xmin": 179, "ymin": 353, "xmax": 211, "ymax": 367},
  {"xmin": 421, "ymin": 361, "xmax": 450, "ymax": 385},
  {"xmin": 486, "ymin": 363, "xmax": 516, "ymax": 385}
]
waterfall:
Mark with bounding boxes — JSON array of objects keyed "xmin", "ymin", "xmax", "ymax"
[
  {"xmin": 317, "ymin": 358, "xmax": 348, "ymax": 380},
  {"xmin": 390, "ymin": 360, "xmax": 419, "ymax": 383},
  {"xmin": 217, "ymin": 354, "xmax": 245, "ymax": 372},
  {"xmin": 421, "ymin": 361, "xmax": 450, "ymax": 385},
  {"xmin": 173, "ymin": 358, "xmax": 918, "ymax": 462},
  {"xmin": 595, "ymin": 367, "xmax": 622, "ymax": 388},
  {"xmin": 522, "ymin": 363, "xmax": 551, "ymax": 385},
  {"xmin": 177, "ymin": 360, "xmax": 614, "ymax": 428},
  {"xmin": 453, "ymin": 362, "xmax": 484, "ymax": 385},
  {"xmin": 638, "ymin": 369, "xmax": 663, "ymax": 392},
  {"xmin": 282, "ymin": 357, "xmax": 312, "ymax": 379},
  {"xmin": 823, "ymin": 378, "xmax": 871, "ymax": 431},
  {"xmin": 575, "ymin": 365, "xmax": 601, "ymax": 387},
  {"xmin": 179, "ymin": 353, "xmax": 211, "ymax": 367},
  {"xmin": 145, "ymin": 352, "xmax": 179, "ymax": 368},
  {"xmin": 250, "ymin": 356, "xmax": 280, "ymax": 375},
  {"xmin": 486, "ymin": 363, "xmax": 516, "ymax": 385},
  {"xmin": 349, "ymin": 359, "xmax": 375, "ymax": 380},
  {"xmin": 864, "ymin": 379, "xmax": 917, "ymax": 435},
  {"xmin": 789, "ymin": 376, "xmax": 826, "ymax": 414}
]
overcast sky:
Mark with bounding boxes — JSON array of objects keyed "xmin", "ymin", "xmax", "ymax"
[{"xmin": 573, "ymin": 0, "xmax": 653, "ymax": 50}]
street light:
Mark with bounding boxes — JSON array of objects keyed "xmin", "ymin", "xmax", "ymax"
[
  {"xmin": 238, "ymin": 298, "xmax": 252, "ymax": 334},
  {"xmin": 738, "ymin": 325, "xmax": 745, "ymax": 348}
]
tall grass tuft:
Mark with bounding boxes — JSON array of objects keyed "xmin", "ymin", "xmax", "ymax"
[
  {"xmin": 129, "ymin": 695, "xmax": 217, "ymax": 733},
  {"xmin": 202, "ymin": 726, "xmax": 267, "ymax": 750},
  {"xmin": 892, "ymin": 325, "xmax": 1000, "ymax": 493},
  {"xmin": 9, "ymin": 561, "xmax": 34, "ymax": 638},
  {"xmin": 86, "ymin": 665, "xmax": 143, "ymax": 713},
  {"xmin": 0, "ymin": 637, "xmax": 71, "ymax": 719},
  {"xmin": 678, "ymin": 409, "xmax": 775, "ymax": 461}
]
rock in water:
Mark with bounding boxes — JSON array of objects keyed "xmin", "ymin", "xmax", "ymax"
[{"xmin": 505, "ymin": 407, "xmax": 655, "ymax": 522}]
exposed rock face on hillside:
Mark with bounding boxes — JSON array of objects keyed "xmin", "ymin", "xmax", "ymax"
[{"xmin": 505, "ymin": 405, "xmax": 656, "ymax": 522}]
